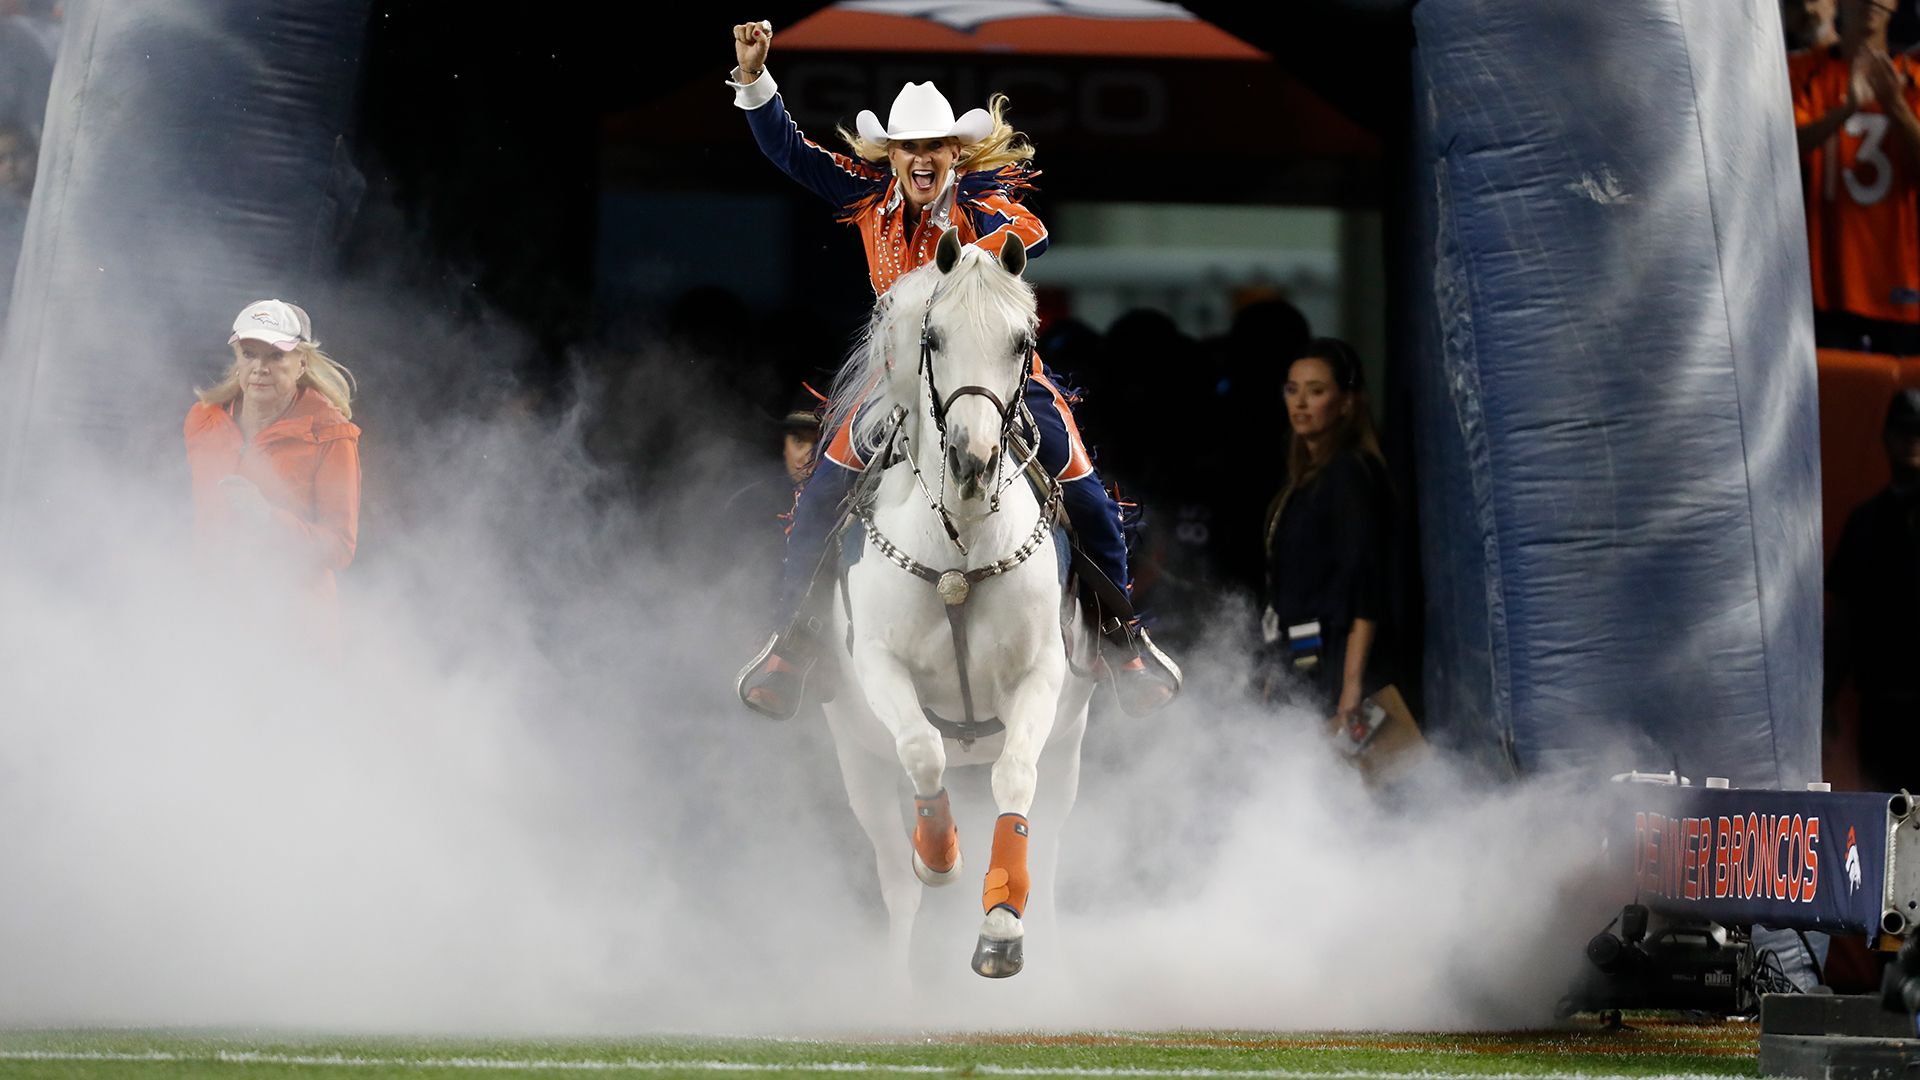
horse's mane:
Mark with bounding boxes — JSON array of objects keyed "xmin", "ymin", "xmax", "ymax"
[{"xmin": 823, "ymin": 247, "xmax": 1037, "ymax": 462}]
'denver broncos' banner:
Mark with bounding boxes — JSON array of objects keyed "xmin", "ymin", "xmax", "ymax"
[{"xmin": 1614, "ymin": 787, "xmax": 1889, "ymax": 941}]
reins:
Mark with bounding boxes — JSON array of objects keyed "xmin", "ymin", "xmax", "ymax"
[{"xmin": 851, "ymin": 281, "xmax": 1057, "ymax": 733}]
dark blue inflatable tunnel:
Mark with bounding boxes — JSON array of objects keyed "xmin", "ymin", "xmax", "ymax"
[{"xmin": 1405, "ymin": 0, "xmax": 1822, "ymax": 785}]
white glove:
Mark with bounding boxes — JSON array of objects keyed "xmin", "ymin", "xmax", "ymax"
[
  {"xmin": 1261, "ymin": 605, "xmax": 1281, "ymax": 645},
  {"xmin": 218, "ymin": 474, "xmax": 273, "ymax": 525}
]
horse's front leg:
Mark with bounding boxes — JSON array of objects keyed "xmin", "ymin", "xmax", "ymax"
[
  {"xmin": 1022, "ymin": 694, "xmax": 1090, "ymax": 979},
  {"xmin": 972, "ymin": 658, "xmax": 1067, "ymax": 979},
  {"xmin": 824, "ymin": 708, "xmax": 923, "ymax": 976},
  {"xmin": 852, "ymin": 647, "xmax": 963, "ymax": 888}
]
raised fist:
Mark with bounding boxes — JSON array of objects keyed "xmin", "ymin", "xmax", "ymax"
[{"xmin": 733, "ymin": 21, "xmax": 772, "ymax": 79}]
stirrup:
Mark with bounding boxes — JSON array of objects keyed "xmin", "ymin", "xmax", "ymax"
[
  {"xmin": 735, "ymin": 632, "xmax": 813, "ymax": 721},
  {"xmin": 1101, "ymin": 622, "xmax": 1182, "ymax": 717}
]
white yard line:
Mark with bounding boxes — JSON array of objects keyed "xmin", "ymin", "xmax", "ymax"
[{"xmin": 0, "ymin": 1049, "xmax": 1743, "ymax": 1079}]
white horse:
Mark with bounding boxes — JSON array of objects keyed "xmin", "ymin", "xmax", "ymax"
[{"xmin": 821, "ymin": 228, "xmax": 1095, "ymax": 979}]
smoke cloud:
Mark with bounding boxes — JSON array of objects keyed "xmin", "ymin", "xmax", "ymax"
[
  {"xmin": 0, "ymin": 2, "xmax": 1611, "ymax": 1026},
  {"xmin": 0, "ymin": 281, "xmax": 1614, "ymax": 1034}
]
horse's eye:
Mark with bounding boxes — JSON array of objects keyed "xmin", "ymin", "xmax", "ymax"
[{"xmin": 926, "ymin": 330, "xmax": 943, "ymax": 352}]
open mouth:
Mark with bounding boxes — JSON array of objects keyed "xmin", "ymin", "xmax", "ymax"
[{"xmin": 911, "ymin": 169, "xmax": 935, "ymax": 193}]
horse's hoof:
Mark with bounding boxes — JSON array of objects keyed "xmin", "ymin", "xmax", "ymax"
[
  {"xmin": 912, "ymin": 848, "xmax": 963, "ymax": 887},
  {"xmin": 971, "ymin": 933, "xmax": 1024, "ymax": 978},
  {"xmin": 971, "ymin": 906, "xmax": 1024, "ymax": 978}
]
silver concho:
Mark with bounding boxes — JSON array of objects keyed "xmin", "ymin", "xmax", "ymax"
[{"xmin": 937, "ymin": 570, "xmax": 971, "ymax": 606}]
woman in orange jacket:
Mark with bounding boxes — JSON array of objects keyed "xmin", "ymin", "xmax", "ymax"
[{"xmin": 184, "ymin": 299, "xmax": 360, "ymax": 598}]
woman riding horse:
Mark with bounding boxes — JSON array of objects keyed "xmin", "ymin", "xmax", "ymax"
[{"xmin": 726, "ymin": 19, "xmax": 1181, "ymax": 719}]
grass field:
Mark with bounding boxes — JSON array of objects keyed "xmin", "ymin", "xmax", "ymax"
[{"xmin": 0, "ymin": 1020, "xmax": 1761, "ymax": 1079}]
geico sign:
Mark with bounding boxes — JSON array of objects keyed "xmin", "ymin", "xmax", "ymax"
[{"xmin": 784, "ymin": 63, "xmax": 1168, "ymax": 138}]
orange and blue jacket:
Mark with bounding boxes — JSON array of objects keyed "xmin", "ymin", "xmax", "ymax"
[
  {"xmin": 184, "ymin": 387, "xmax": 361, "ymax": 597},
  {"xmin": 735, "ymin": 69, "xmax": 1086, "ymax": 478},
  {"xmin": 733, "ymin": 68, "xmax": 1050, "ymax": 298}
]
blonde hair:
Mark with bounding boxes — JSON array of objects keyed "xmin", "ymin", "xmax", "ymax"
[
  {"xmin": 198, "ymin": 340, "xmax": 356, "ymax": 420},
  {"xmin": 837, "ymin": 93, "xmax": 1036, "ymax": 174}
]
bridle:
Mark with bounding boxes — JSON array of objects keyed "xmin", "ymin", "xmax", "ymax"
[
  {"xmin": 904, "ymin": 284, "xmax": 1042, "ymax": 554},
  {"xmin": 849, "ymin": 278, "xmax": 1060, "ymax": 735},
  {"xmin": 920, "ymin": 299, "xmax": 1028, "ymax": 452}
]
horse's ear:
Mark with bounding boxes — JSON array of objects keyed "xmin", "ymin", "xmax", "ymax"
[
  {"xmin": 998, "ymin": 233, "xmax": 1027, "ymax": 278},
  {"xmin": 936, "ymin": 227, "xmax": 963, "ymax": 274}
]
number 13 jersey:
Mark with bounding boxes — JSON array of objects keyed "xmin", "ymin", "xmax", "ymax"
[{"xmin": 1792, "ymin": 46, "xmax": 1920, "ymax": 325}]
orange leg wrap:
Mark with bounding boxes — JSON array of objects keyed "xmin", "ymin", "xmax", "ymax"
[
  {"xmin": 912, "ymin": 789, "xmax": 960, "ymax": 874},
  {"xmin": 981, "ymin": 813, "xmax": 1031, "ymax": 916}
]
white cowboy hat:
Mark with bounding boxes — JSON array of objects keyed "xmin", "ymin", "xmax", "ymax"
[{"xmin": 855, "ymin": 81, "xmax": 993, "ymax": 145}]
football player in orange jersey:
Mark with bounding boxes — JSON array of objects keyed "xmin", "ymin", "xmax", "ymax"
[{"xmin": 1793, "ymin": 0, "xmax": 1920, "ymax": 351}]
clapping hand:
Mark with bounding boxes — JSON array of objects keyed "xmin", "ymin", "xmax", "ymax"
[
  {"xmin": 1862, "ymin": 49, "xmax": 1906, "ymax": 109},
  {"xmin": 1858, "ymin": 50, "xmax": 1904, "ymax": 108}
]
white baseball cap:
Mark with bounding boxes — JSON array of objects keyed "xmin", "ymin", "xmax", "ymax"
[
  {"xmin": 856, "ymin": 82, "xmax": 992, "ymax": 145},
  {"xmin": 228, "ymin": 299, "xmax": 311, "ymax": 350}
]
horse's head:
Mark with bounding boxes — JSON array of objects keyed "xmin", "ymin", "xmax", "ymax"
[{"xmin": 921, "ymin": 227, "xmax": 1035, "ymax": 505}]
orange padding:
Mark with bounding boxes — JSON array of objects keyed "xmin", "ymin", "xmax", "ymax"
[
  {"xmin": 912, "ymin": 790, "xmax": 959, "ymax": 874},
  {"xmin": 1814, "ymin": 349, "xmax": 1920, "ymax": 795},
  {"xmin": 981, "ymin": 813, "xmax": 1031, "ymax": 916},
  {"xmin": 1816, "ymin": 349, "xmax": 1920, "ymax": 557}
]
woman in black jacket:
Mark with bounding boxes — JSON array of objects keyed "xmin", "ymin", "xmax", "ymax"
[{"xmin": 1262, "ymin": 337, "xmax": 1392, "ymax": 720}]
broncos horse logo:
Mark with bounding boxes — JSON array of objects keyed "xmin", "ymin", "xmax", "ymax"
[{"xmin": 1847, "ymin": 826, "xmax": 1863, "ymax": 894}]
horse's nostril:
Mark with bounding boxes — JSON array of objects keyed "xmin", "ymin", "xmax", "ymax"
[{"xmin": 948, "ymin": 444, "xmax": 994, "ymax": 488}]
